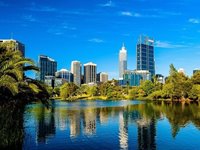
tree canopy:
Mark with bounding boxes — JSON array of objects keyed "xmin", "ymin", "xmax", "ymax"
[{"xmin": 0, "ymin": 42, "xmax": 50, "ymax": 106}]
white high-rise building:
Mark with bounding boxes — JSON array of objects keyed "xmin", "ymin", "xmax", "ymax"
[
  {"xmin": 71, "ymin": 61, "xmax": 81, "ymax": 86},
  {"xmin": 119, "ymin": 43, "xmax": 127, "ymax": 79},
  {"xmin": 84, "ymin": 62, "xmax": 97, "ymax": 84}
]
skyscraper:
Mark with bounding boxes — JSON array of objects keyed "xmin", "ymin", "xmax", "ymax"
[
  {"xmin": 84, "ymin": 62, "xmax": 97, "ymax": 84},
  {"xmin": 0, "ymin": 39, "xmax": 25, "ymax": 56},
  {"xmin": 119, "ymin": 43, "xmax": 127, "ymax": 79},
  {"xmin": 71, "ymin": 61, "xmax": 81, "ymax": 86},
  {"xmin": 97, "ymin": 72, "xmax": 108, "ymax": 83},
  {"xmin": 37, "ymin": 55, "xmax": 57, "ymax": 82},
  {"xmin": 136, "ymin": 35, "xmax": 155, "ymax": 77}
]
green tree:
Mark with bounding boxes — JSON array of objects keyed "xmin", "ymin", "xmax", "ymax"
[
  {"xmin": 149, "ymin": 90, "xmax": 163, "ymax": 100},
  {"xmin": 191, "ymin": 72, "xmax": 200, "ymax": 84},
  {"xmin": 140, "ymin": 80, "xmax": 154, "ymax": 96},
  {"xmin": 53, "ymin": 87, "xmax": 60, "ymax": 97},
  {"xmin": 60, "ymin": 83, "xmax": 70, "ymax": 100},
  {"xmin": 98, "ymin": 83, "xmax": 106, "ymax": 96},
  {"xmin": 165, "ymin": 64, "xmax": 192, "ymax": 100},
  {"xmin": 188, "ymin": 85, "xmax": 200, "ymax": 100},
  {"xmin": 169, "ymin": 64, "xmax": 177, "ymax": 76},
  {"xmin": 0, "ymin": 41, "xmax": 51, "ymax": 149},
  {"xmin": 78, "ymin": 84, "xmax": 90, "ymax": 95},
  {"xmin": 89, "ymin": 86, "xmax": 98, "ymax": 97},
  {"xmin": 153, "ymin": 75, "xmax": 163, "ymax": 91},
  {"xmin": 129, "ymin": 87, "xmax": 138, "ymax": 99},
  {"xmin": 162, "ymin": 83, "xmax": 173, "ymax": 99},
  {"xmin": 60, "ymin": 83, "xmax": 78, "ymax": 100},
  {"xmin": 0, "ymin": 43, "xmax": 50, "ymax": 104}
]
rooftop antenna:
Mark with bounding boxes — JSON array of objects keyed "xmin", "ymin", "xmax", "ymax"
[
  {"xmin": 10, "ymin": 32, "xmax": 13, "ymax": 39},
  {"xmin": 122, "ymin": 42, "xmax": 125, "ymax": 48}
]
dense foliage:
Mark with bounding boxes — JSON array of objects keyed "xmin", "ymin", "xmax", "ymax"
[
  {"xmin": 0, "ymin": 41, "xmax": 50, "ymax": 106},
  {"xmin": 132, "ymin": 64, "xmax": 200, "ymax": 101},
  {"xmin": 58, "ymin": 79, "xmax": 127, "ymax": 100},
  {"xmin": 57, "ymin": 64, "xmax": 200, "ymax": 101}
]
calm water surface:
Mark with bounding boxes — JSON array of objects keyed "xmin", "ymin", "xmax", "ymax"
[{"xmin": 23, "ymin": 100, "xmax": 200, "ymax": 150}]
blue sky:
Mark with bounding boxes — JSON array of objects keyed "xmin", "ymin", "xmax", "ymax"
[{"xmin": 0, "ymin": 0, "xmax": 200, "ymax": 79}]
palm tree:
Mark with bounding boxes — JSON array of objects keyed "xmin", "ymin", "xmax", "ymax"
[{"xmin": 0, "ymin": 43, "xmax": 49, "ymax": 104}]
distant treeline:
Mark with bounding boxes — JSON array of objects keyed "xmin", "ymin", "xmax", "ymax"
[{"xmin": 54, "ymin": 64, "xmax": 200, "ymax": 101}]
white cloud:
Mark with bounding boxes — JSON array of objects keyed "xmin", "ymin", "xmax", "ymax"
[
  {"xmin": 23, "ymin": 15, "xmax": 37, "ymax": 22},
  {"xmin": 88, "ymin": 38, "xmax": 104, "ymax": 43},
  {"xmin": 62, "ymin": 10, "xmax": 90, "ymax": 16},
  {"xmin": 47, "ymin": 23, "xmax": 77, "ymax": 36},
  {"xmin": 162, "ymin": 12, "xmax": 182, "ymax": 16},
  {"xmin": 189, "ymin": 18, "xmax": 200, "ymax": 24},
  {"xmin": 134, "ymin": 13, "xmax": 142, "ymax": 17},
  {"xmin": 155, "ymin": 41, "xmax": 187, "ymax": 48},
  {"xmin": 120, "ymin": 11, "xmax": 141, "ymax": 17},
  {"xmin": 120, "ymin": 11, "xmax": 133, "ymax": 16},
  {"xmin": 27, "ymin": 5, "xmax": 57, "ymax": 12},
  {"xmin": 62, "ymin": 23, "xmax": 77, "ymax": 30},
  {"xmin": 100, "ymin": 0, "xmax": 115, "ymax": 7}
]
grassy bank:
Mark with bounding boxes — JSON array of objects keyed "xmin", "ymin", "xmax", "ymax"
[{"xmin": 52, "ymin": 95, "xmax": 197, "ymax": 103}]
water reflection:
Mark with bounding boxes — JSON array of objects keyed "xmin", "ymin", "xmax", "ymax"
[
  {"xmin": 70, "ymin": 110, "xmax": 81, "ymax": 137},
  {"xmin": 137, "ymin": 117, "xmax": 156, "ymax": 150},
  {"xmin": 37, "ymin": 106, "xmax": 55, "ymax": 143},
  {"xmin": 83, "ymin": 108, "xmax": 96, "ymax": 135},
  {"xmin": 24, "ymin": 100, "xmax": 200, "ymax": 150},
  {"xmin": 119, "ymin": 111, "xmax": 128, "ymax": 150}
]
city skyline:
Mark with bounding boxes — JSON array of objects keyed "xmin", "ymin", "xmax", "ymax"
[{"xmin": 1, "ymin": 0, "xmax": 200, "ymax": 79}]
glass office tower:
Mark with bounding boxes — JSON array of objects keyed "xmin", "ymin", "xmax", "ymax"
[
  {"xmin": 136, "ymin": 35, "xmax": 155, "ymax": 77},
  {"xmin": 37, "ymin": 55, "xmax": 57, "ymax": 82}
]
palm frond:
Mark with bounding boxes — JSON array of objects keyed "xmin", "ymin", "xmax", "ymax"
[
  {"xmin": 0, "ymin": 75, "xmax": 19, "ymax": 95},
  {"xmin": 23, "ymin": 65, "xmax": 39, "ymax": 72}
]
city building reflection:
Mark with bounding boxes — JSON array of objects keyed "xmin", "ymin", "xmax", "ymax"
[
  {"xmin": 36, "ymin": 106, "xmax": 56, "ymax": 143},
  {"xmin": 137, "ymin": 117, "xmax": 156, "ymax": 150},
  {"xmin": 83, "ymin": 108, "xmax": 97, "ymax": 135},
  {"xmin": 119, "ymin": 111, "xmax": 128, "ymax": 150},
  {"xmin": 70, "ymin": 110, "xmax": 81, "ymax": 137},
  {"xmin": 26, "ymin": 101, "xmax": 200, "ymax": 149}
]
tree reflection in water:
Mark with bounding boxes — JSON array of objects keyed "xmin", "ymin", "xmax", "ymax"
[{"xmin": 9, "ymin": 100, "xmax": 200, "ymax": 149}]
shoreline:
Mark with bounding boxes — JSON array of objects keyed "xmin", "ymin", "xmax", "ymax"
[{"xmin": 51, "ymin": 96, "xmax": 198, "ymax": 103}]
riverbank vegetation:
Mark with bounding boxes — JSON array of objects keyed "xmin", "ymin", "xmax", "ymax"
[
  {"xmin": 0, "ymin": 41, "xmax": 50, "ymax": 148},
  {"xmin": 55, "ymin": 64, "xmax": 200, "ymax": 101}
]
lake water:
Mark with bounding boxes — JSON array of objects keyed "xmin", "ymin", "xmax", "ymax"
[{"xmin": 23, "ymin": 100, "xmax": 200, "ymax": 150}]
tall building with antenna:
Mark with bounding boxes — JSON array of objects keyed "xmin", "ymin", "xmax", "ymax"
[{"xmin": 119, "ymin": 43, "xmax": 127, "ymax": 79}]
